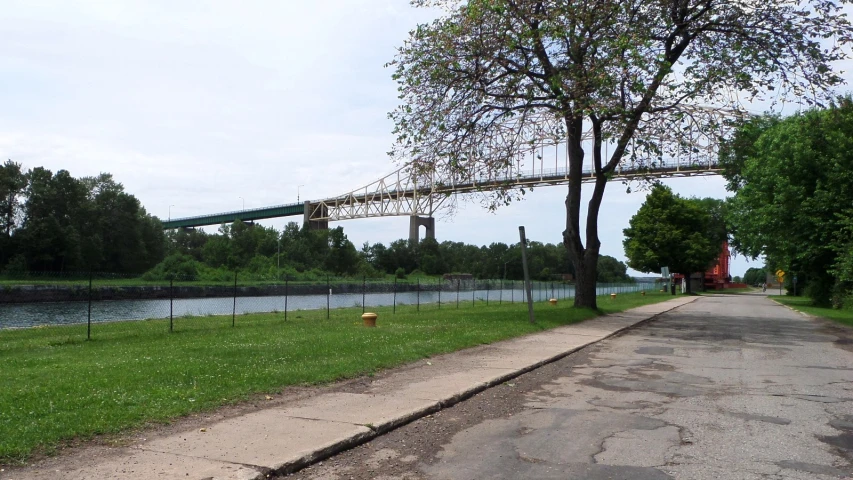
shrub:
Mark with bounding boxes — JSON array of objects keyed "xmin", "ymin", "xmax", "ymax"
[{"xmin": 142, "ymin": 253, "xmax": 200, "ymax": 281}]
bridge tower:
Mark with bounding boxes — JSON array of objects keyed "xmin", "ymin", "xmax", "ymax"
[
  {"xmin": 303, "ymin": 201, "xmax": 328, "ymax": 231},
  {"xmin": 409, "ymin": 216, "xmax": 435, "ymax": 243}
]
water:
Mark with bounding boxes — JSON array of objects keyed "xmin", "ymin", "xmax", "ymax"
[{"xmin": 0, "ymin": 283, "xmax": 647, "ymax": 329}]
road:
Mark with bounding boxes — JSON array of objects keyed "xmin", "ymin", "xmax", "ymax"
[{"xmin": 283, "ymin": 293, "xmax": 853, "ymax": 480}]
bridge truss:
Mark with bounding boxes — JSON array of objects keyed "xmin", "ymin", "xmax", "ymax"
[
  {"xmin": 306, "ymin": 106, "xmax": 744, "ymax": 223},
  {"xmin": 164, "ymin": 106, "xmax": 744, "ymax": 230}
]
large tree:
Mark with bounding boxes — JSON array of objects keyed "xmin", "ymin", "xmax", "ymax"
[
  {"xmin": 622, "ymin": 185, "xmax": 723, "ymax": 293},
  {"xmin": 725, "ymin": 99, "xmax": 853, "ymax": 306},
  {"xmin": 389, "ymin": 0, "xmax": 852, "ymax": 308}
]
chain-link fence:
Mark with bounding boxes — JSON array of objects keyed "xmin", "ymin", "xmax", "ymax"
[{"xmin": 0, "ymin": 271, "xmax": 648, "ymax": 337}]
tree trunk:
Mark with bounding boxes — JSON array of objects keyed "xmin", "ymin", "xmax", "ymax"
[
  {"xmin": 562, "ymin": 116, "xmax": 610, "ymax": 310},
  {"xmin": 573, "ymin": 248, "xmax": 599, "ymax": 309}
]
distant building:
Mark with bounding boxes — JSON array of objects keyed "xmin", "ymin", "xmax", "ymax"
[{"xmin": 676, "ymin": 241, "xmax": 748, "ymax": 290}]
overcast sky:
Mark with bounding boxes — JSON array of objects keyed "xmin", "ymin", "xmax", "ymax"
[{"xmin": 2, "ymin": 1, "xmax": 851, "ymax": 277}]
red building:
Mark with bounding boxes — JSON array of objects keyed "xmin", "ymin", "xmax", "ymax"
[
  {"xmin": 704, "ymin": 241, "xmax": 747, "ymax": 290},
  {"xmin": 673, "ymin": 241, "xmax": 747, "ymax": 291}
]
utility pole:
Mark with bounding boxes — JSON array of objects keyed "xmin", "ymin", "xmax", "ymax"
[{"xmin": 519, "ymin": 226, "xmax": 535, "ymax": 324}]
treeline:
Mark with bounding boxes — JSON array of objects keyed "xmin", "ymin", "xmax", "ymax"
[
  {"xmin": 0, "ymin": 161, "xmax": 164, "ymax": 273},
  {"xmin": 0, "ymin": 162, "xmax": 633, "ymax": 282},
  {"xmin": 723, "ymin": 97, "xmax": 853, "ymax": 308},
  {"xmin": 742, "ymin": 268, "xmax": 767, "ymax": 286},
  {"xmin": 162, "ymin": 220, "xmax": 634, "ymax": 283}
]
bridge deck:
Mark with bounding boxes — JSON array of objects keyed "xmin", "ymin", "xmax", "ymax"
[{"xmin": 162, "ymin": 203, "xmax": 304, "ymax": 229}]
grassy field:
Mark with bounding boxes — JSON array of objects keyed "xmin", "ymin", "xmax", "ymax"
[
  {"xmin": 772, "ymin": 296, "xmax": 853, "ymax": 327},
  {"xmin": 0, "ymin": 291, "xmax": 671, "ymax": 465}
]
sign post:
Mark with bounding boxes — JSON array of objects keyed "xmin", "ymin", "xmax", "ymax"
[{"xmin": 776, "ymin": 270, "xmax": 785, "ymax": 295}]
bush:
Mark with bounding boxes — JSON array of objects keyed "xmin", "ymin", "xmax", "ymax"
[
  {"xmin": 142, "ymin": 253, "xmax": 200, "ymax": 281},
  {"xmin": 804, "ymin": 275, "xmax": 834, "ymax": 307},
  {"xmin": 395, "ymin": 267, "xmax": 407, "ymax": 279},
  {"xmin": 357, "ymin": 263, "xmax": 384, "ymax": 279},
  {"xmin": 830, "ymin": 282, "xmax": 853, "ymax": 310},
  {"xmin": 2, "ymin": 254, "xmax": 28, "ymax": 274}
]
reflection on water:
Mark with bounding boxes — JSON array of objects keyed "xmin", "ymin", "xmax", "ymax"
[{"xmin": 0, "ymin": 283, "xmax": 646, "ymax": 329}]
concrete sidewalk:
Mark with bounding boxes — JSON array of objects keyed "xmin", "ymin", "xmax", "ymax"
[{"xmin": 9, "ymin": 296, "xmax": 696, "ymax": 480}]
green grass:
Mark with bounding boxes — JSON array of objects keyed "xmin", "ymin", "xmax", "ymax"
[
  {"xmin": 772, "ymin": 296, "xmax": 853, "ymax": 327},
  {"xmin": 0, "ymin": 291, "xmax": 671, "ymax": 465}
]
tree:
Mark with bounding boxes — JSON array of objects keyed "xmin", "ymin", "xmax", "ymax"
[
  {"xmin": 325, "ymin": 227, "xmax": 360, "ymax": 275},
  {"xmin": 0, "ymin": 160, "xmax": 26, "ymax": 236},
  {"xmin": 0, "ymin": 160, "xmax": 27, "ymax": 266},
  {"xmin": 597, "ymin": 255, "xmax": 632, "ymax": 283},
  {"xmin": 725, "ymin": 99, "xmax": 853, "ymax": 306},
  {"xmin": 418, "ymin": 237, "xmax": 447, "ymax": 274},
  {"xmin": 16, "ymin": 168, "xmax": 89, "ymax": 271},
  {"xmin": 622, "ymin": 185, "xmax": 721, "ymax": 293},
  {"xmin": 742, "ymin": 267, "xmax": 767, "ymax": 286},
  {"xmin": 389, "ymin": 0, "xmax": 851, "ymax": 308}
]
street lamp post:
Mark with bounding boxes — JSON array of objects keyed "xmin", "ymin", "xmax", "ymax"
[
  {"xmin": 238, "ymin": 196, "xmax": 244, "ymax": 211},
  {"xmin": 297, "ymin": 185, "xmax": 305, "ymax": 203},
  {"xmin": 168, "ymin": 204, "xmax": 175, "ymax": 222}
]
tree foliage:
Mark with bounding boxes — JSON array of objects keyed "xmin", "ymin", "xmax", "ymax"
[
  {"xmin": 1, "ymin": 167, "xmax": 164, "ymax": 273},
  {"xmin": 389, "ymin": 0, "xmax": 852, "ymax": 308},
  {"xmin": 742, "ymin": 267, "xmax": 767, "ymax": 287},
  {"xmin": 597, "ymin": 255, "xmax": 633, "ymax": 283},
  {"xmin": 725, "ymin": 99, "xmax": 853, "ymax": 306},
  {"xmin": 623, "ymin": 185, "xmax": 723, "ymax": 292}
]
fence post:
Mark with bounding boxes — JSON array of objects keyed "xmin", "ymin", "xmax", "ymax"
[
  {"xmin": 284, "ymin": 277, "xmax": 289, "ymax": 321},
  {"xmin": 472, "ymin": 279, "xmax": 476, "ymax": 306},
  {"xmin": 456, "ymin": 279, "xmax": 460, "ymax": 309},
  {"xmin": 232, "ymin": 271, "xmax": 237, "ymax": 327},
  {"xmin": 393, "ymin": 277, "xmax": 397, "ymax": 314},
  {"xmin": 437, "ymin": 277, "xmax": 441, "ymax": 309},
  {"xmin": 486, "ymin": 281, "xmax": 490, "ymax": 306},
  {"xmin": 169, "ymin": 277, "xmax": 174, "ymax": 333},
  {"xmin": 500, "ymin": 279, "xmax": 503, "ymax": 304},
  {"xmin": 326, "ymin": 275, "xmax": 330, "ymax": 320},
  {"xmin": 87, "ymin": 272, "xmax": 93, "ymax": 340},
  {"xmin": 362, "ymin": 275, "xmax": 366, "ymax": 314},
  {"xmin": 512, "ymin": 280, "xmax": 514, "ymax": 304},
  {"xmin": 417, "ymin": 278, "xmax": 420, "ymax": 313}
]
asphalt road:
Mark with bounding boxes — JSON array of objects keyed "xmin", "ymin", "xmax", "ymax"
[{"xmin": 283, "ymin": 293, "xmax": 853, "ymax": 480}]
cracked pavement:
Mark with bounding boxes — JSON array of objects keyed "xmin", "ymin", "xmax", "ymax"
[{"xmin": 286, "ymin": 294, "xmax": 853, "ymax": 480}]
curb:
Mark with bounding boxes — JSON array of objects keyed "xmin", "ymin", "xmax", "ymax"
[
  {"xmin": 265, "ymin": 297, "xmax": 697, "ymax": 478},
  {"xmin": 769, "ymin": 298, "xmax": 816, "ymax": 320}
]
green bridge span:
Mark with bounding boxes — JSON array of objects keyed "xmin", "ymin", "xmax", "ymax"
[{"xmin": 162, "ymin": 203, "xmax": 304, "ymax": 229}]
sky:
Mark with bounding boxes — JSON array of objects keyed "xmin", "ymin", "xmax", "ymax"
[{"xmin": 1, "ymin": 1, "xmax": 851, "ymax": 278}]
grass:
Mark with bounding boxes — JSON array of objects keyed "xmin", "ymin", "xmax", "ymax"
[
  {"xmin": 772, "ymin": 295, "xmax": 853, "ymax": 327},
  {"xmin": 0, "ymin": 290, "xmax": 671, "ymax": 465}
]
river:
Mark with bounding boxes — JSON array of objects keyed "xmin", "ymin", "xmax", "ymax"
[{"xmin": 0, "ymin": 283, "xmax": 647, "ymax": 329}]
